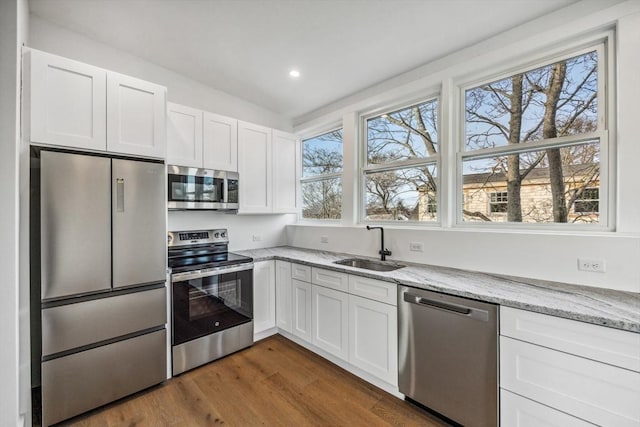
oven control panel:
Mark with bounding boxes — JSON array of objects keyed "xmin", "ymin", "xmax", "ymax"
[{"xmin": 168, "ymin": 229, "xmax": 228, "ymax": 247}]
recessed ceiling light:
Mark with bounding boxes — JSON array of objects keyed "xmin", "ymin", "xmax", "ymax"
[{"xmin": 289, "ymin": 69, "xmax": 300, "ymax": 78}]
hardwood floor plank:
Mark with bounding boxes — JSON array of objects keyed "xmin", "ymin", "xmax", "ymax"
[{"xmin": 60, "ymin": 335, "xmax": 447, "ymax": 427}]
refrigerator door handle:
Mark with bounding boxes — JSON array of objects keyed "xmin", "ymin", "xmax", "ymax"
[{"xmin": 116, "ymin": 178, "xmax": 125, "ymax": 212}]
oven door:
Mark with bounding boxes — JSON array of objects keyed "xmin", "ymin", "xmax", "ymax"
[{"xmin": 171, "ymin": 264, "xmax": 253, "ymax": 346}]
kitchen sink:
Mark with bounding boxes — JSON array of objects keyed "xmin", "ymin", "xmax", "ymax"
[{"xmin": 333, "ymin": 258, "xmax": 405, "ymax": 272}]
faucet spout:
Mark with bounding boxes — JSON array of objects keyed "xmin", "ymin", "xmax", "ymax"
[{"xmin": 366, "ymin": 225, "xmax": 391, "ymax": 261}]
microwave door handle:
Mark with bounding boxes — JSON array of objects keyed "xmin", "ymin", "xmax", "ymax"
[
  {"xmin": 116, "ymin": 178, "xmax": 125, "ymax": 212},
  {"xmin": 223, "ymin": 177, "xmax": 228, "ymax": 203}
]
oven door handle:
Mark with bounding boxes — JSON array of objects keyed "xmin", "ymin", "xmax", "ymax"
[{"xmin": 171, "ymin": 263, "xmax": 254, "ymax": 282}]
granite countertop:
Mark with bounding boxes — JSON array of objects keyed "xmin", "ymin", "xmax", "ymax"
[{"xmin": 235, "ymin": 246, "xmax": 640, "ymax": 333}]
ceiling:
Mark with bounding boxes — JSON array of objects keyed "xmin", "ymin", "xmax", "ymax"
[{"xmin": 29, "ymin": 0, "xmax": 579, "ymax": 121}]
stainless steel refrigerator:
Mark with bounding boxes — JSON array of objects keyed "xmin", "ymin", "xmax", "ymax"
[{"xmin": 31, "ymin": 148, "xmax": 167, "ymax": 426}]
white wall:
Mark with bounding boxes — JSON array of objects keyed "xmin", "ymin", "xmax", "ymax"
[
  {"xmin": 168, "ymin": 212, "xmax": 295, "ymax": 251},
  {"xmin": 28, "ymin": 14, "xmax": 292, "ymax": 131},
  {"xmin": 290, "ymin": 1, "xmax": 640, "ymax": 293},
  {"xmin": 0, "ymin": 0, "xmax": 27, "ymax": 425}
]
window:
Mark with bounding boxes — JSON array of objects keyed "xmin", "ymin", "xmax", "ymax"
[
  {"xmin": 574, "ymin": 187, "xmax": 599, "ymax": 214},
  {"xmin": 300, "ymin": 129, "xmax": 343, "ymax": 219},
  {"xmin": 462, "ymin": 46, "xmax": 607, "ymax": 225},
  {"xmin": 489, "ymin": 192, "xmax": 508, "ymax": 213},
  {"xmin": 363, "ymin": 98, "xmax": 439, "ymax": 222}
]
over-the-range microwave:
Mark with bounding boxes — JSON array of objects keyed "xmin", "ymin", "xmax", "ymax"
[{"xmin": 167, "ymin": 165, "xmax": 238, "ymax": 210}]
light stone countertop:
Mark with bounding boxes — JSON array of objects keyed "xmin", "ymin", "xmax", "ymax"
[{"xmin": 235, "ymin": 246, "xmax": 640, "ymax": 333}]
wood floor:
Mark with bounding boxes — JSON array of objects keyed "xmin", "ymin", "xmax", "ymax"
[{"xmin": 61, "ymin": 334, "xmax": 448, "ymax": 426}]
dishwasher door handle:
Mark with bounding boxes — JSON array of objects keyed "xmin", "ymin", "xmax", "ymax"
[{"xmin": 404, "ymin": 292, "xmax": 489, "ymax": 321}]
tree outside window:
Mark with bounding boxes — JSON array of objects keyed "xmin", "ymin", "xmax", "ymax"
[
  {"xmin": 301, "ymin": 129, "xmax": 343, "ymax": 219},
  {"xmin": 463, "ymin": 48, "xmax": 603, "ymax": 224},
  {"xmin": 364, "ymin": 98, "xmax": 439, "ymax": 222}
]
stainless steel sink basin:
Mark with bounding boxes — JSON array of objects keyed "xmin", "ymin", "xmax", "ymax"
[{"xmin": 333, "ymin": 258, "xmax": 405, "ymax": 272}]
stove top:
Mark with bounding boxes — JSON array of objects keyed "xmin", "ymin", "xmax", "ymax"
[{"xmin": 167, "ymin": 229, "xmax": 253, "ymax": 273}]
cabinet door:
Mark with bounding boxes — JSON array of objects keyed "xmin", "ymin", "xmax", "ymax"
[
  {"xmin": 238, "ymin": 121, "xmax": 272, "ymax": 213},
  {"xmin": 272, "ymin": 130, "xmax": 299, "ymax": 213},
  {"xmin": 312, "ymin": 285, "xmax": 349, "ymax": 360},
  {"xmin": 166, "ymin": 102, "xmax": 203, "ymax": 168},
  {"xmin": 203, "ymin": 112, "xmax": 238, "ymax": 172},
  {"xmin": 29, "ymin": 49, "xmax": 106, "ymax": 151},
  {"xmin": 348, "ymin": 294, "xmax": 398, "ymax": 385},
  {"xmin": 107, "ymin": 72, "xmax": 166, "ymax": 158},
  {"xmin": 501, "ymin": 389, "xmax": 596, "ymax": 427},
  {"xmin": 253, "ymin": 261, "xmax": 276, "ymax": 336},
  {"xmin": 275, "ymin": 261, "xmax": 293, "ymax": 333},
  {"xmin": 501, "ymin": 336, "xmax": 640, "ymax": 427},
  {"xmin": 291, "ymin": 279, "xmax": 312, "ymax": 343}
]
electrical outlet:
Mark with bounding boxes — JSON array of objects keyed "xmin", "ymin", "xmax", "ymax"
[
  {"xmin": 320, "ymin": 236, "xmax": 329, "ymax": 243},
  {"xmin": 577, "ymin": 258, "xmax": 606, "ymax": 273},
  {"xmin": 409, "ymin": 242, "xmax": 424, "ymax": 252},
  {"xmin": 252, "ymin": 234, "xmax": 262, "ymax": 242}
]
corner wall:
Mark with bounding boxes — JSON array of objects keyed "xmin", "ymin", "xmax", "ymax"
[
  {"xmin": 289, "ymin": 1, "xmax": 640, "ymax": 293},
  {"xmin": 0, "ymin": 0, "xmax": 24, "ymax": 424}
]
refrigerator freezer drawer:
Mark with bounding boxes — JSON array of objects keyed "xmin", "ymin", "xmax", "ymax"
[
  {"xmin": 42, "ymin": 329, "xmax": 167, "ymax": 426},
  {"xmin": 42, "ymin": 286, "xmax": 167, "ymax": 356}
]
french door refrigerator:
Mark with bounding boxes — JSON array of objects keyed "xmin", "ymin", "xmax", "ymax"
[{"xmin": 31, "ymin": 147, "xmax": 167, "ymax": 426}]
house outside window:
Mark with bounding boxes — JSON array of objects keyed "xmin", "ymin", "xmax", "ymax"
[
  {"xmin": 460, "ymin": 43, "xmax": 608, "ymax": 226},
  {"xmin": 363, "ymin": 98, "xmax": 439, "ymax": 222},
  {"xmin": 300, "ymin": 129, "xmax": 343, "ymax": 219}
]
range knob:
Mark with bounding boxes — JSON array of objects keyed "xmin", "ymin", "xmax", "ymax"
[
  {"xmin": 214, "ymin": 232, "xmax": 220, "ymax": 238},
  {"xmin": 221, "ymin": 232, "xmax": 227, "ymax": 238}
]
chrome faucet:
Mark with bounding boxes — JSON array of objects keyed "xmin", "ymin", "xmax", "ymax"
[{"xmin": 366, "ymin": 225, "xmax": 391, "ymax": 261}]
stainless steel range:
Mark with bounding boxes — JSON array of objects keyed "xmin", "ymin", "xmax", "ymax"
[{"xmin": 168, "ymin": 229, "xmax": 254, "ymax": 375}]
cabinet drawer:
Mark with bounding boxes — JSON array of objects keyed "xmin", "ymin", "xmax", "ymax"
[
  {"xmin": 42, "ymin": 329, "xmax": 167, "ymax": 426},
  {"xmin": 501, "ymin": 389, "xmax": 596, "ymax": 427},
  {"xmin": 42, "ymin": 287, "xmax": 167, "ymax": 356},
  {"xmin": 500, "ymin": 336, "xmax": 640, "ymax": 427},
  {"xmin": 348, "ymin": 275, "xmax": 397, "ymax": 305},
  {"xmin": 501, "ymin": 306, "xmax": 640, "ymax": 372},
  {"xmin": 312, "ymin": 267, "xmax": 348, "ymax": 292},
  {"xmin": 291, "ymin": 263, "xmax": 312, "ymax": 282}
]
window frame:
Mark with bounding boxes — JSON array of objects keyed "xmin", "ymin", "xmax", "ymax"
[
  {"xmin": 359, "ymin": 95, "xmax": 442, "ymax": 225},
  {"xmin": 298, "ymin": 125, "xmax": 344, "ymax": 222},
  {"xmin": 454, "ymin": 34, "xmax": 614, "ymax": 231}
]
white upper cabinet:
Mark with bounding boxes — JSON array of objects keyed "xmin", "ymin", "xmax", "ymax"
[
  {"xmin": 28, "ymin": 49, "xmax": 107, "ymax": 151},
  {"xmin": 238, "ymin": 120, "xmax": 273, "ymax": 213},
  {"xmin": 27, "ymin": 49, "xmax": 167, "ymax": 158},
  {"xmin": 106, "ymin": 72, "xmax": 166, "ymax": 158},
  {"xmin": 166, "ymin": 104, "xmax": 238, "ymax": 171},
  {"xmin": 203, "ymin": 112, "xmax": 238, "ymax": 172},
  {"xmin": 166, "ymin": 102, "xmax": 203, "ymax": 168},
  {"xmin": 272, "ymin": 130, "xmax": 299, "ymax": 213},
  {"xmin": 238, "ymin": 121, "xmax": 299, "ymax": 214}
]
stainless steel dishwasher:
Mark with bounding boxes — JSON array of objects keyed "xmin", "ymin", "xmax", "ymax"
[{"xmin": 398, "ymin": 285, "xmax": 498, "ymax": 427}]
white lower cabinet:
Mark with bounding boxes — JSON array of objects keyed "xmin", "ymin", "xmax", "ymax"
[
  {"xmin": 253, "ymin": 261, "xmax": 276, "ymax": 337},
  {"xmin": 291, "ymin": 279, "xmax": 312, "ymax": 342},
  {"xmin": 312, "ymin": 285, "xmax": 349, "ymax": 360},
  {"xmin": 500, "ymin": 307, "xmax": 640, "ymax": 427},
  {"xmin": 348, "ymin": 294, "xmax": 398, "ymax": 386},
  {"xmin": 501, "ymin": 389, "xmax": 596, "ymax": 427},
  {"xmin": 275, "ymin": 260, "xmax": 293, "ymax": 332}
]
